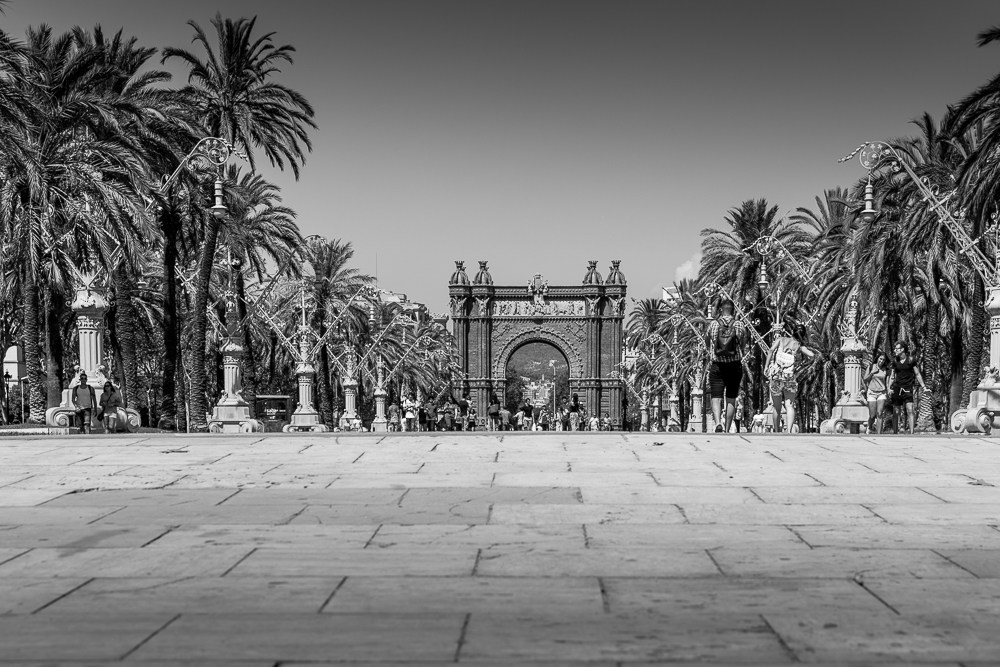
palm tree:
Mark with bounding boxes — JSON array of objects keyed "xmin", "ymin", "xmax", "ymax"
[
  {"xmin": 162, "ymin": 14, "xmax": 316, "ymax": 429},
  {"xmin": 0, "ymin": 25, "xmax": 149, "ymax": 421}
]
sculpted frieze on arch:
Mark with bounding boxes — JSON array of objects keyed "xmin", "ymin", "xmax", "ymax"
[{"xmin": 492, "ymin": 299, "xmax": 586, "ymax": 317}]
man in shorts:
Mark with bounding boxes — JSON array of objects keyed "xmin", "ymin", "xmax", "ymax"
[{"xmin": 705, "ymin": 299, "xmax": 747, "ymax": 433}]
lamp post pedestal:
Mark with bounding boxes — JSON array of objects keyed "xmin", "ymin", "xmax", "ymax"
[
  {"xmin": 639, "ymin": 389, "xmax": 649, "ymax": 432},
  {"xmin": 689, "ymin": 387, "xmax": 704, "ymax": 432},
  {"xmin": 208, "ymin": 337, "xmax": 263, "ymax": 433},
  {"xmin": 372, "ymin": 387, "xmax": 388, "ymax": 432},
  {"xmin": 283, "ymin": 359, "xmax": 328, "ymax": 432},
  {"xmin": 47, "ymin": 275, "xmax": 141, "ymax": 433},
  {"xmin": 821, "ymin": 293, "xmax": 869, "ymax": 434},
  {"xmin": 340, "ymin": 377, "xmax": 359, "ymax": 431},
  {"xmin": 953, "ymin": 285, "xmax": 1000, "ymax": 433}
]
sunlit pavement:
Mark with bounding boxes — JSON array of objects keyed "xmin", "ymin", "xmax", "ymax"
[{"xmin": 0, "ymin": 431, "xmax": 999, "ymax": 665}]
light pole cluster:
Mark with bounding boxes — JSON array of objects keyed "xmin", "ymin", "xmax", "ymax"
[{"xmin": 841, "ymin": 141, "xmax": 1000, "ymax": 434}]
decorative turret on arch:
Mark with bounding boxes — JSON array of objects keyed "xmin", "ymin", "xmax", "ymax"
[{"xmin": 449, "ymin": 261, "xmax": 626, "ymax": 429}]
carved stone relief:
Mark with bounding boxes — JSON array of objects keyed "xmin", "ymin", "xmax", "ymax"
[{"xmin": 494, "ymin": 300, "xmax": 585, "ymax": 317}]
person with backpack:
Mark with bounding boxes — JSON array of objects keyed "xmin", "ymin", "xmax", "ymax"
[
  {"xmin": 72, "ymin": 371, "xmax": 97, "ymax": 434},
  {"xmin": 487, "ymin": 394, "xmax": 501, "ymax": 431},
  {"xmin": 765, "ymin": 315, "xmax": 815, "ymax": 433},
  {"xmin": 705, "ymin": 299, "xmax": 748, "ymax": 433}
]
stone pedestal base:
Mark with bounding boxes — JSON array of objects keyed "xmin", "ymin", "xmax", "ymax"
[
  {"xmin": 951, "ymin": 378, "xmax": 1000, "ymax": 434},
  {"xmin": 208, "ymin": 401, "xmax": 263, "ymax": 434},
  {"xmin": 820, "ymin": 401, "xmax": 870, "ymax": 434},
  {"xmin": 282, "ymin": 408, "xmax": 328, "ymax": 433}
]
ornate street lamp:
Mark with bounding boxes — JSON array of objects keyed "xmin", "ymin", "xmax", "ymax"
[
  {"xmin": 841, "ymin": 140, "xmax": 999, "ymax": 433},
  {"xmin": 3, "ymin": 369, "xmax": 10, "ymax": 424}
]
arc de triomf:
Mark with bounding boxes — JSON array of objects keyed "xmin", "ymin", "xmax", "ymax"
[{"xmin": 448, "ymin": 260, "xmax": 627, "ymax": 429}]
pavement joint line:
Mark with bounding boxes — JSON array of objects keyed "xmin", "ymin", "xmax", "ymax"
[
  {"xmin": 497, "ymin": 435, "xmax": 504, "ymax": 443},
  {"xmin": 0, "ymin": 548, "xmax": 32, "ymax": 567},
  {"xmin": 363, "ymin": 524, "xmax": 383, "ymax": 549},
  {"xmin": 0, "ymin": 474, "xmax": 34, "ymax": 489},
  {"xmin": 36, "ymin": 491, "xmax": 75, "ymax": 506},
  {"xmin": 647, "ymin": 472, "xmax": 662, "ymax": 486},
  {"xmin": 783, "ymin": 525, "xmax": 814, "ymax": 549},
  {"xmin": 860, "ymin": 504, "xmax": 890, "ymax": 523},
  {"xmin": 493, "ymin": 451, "xmax": 499, "ymax": 462},
  {"xmin": 69, "ymin": 456, "xmax": 94, "ymax": 464},
  {"xmin": 417, "ymin": 462, "xmax": 426, "ymax": 472},
  {"xmin": 932, "ymin": 549, "xmax": 982, "ymax": 578},
  {"xmin": 738, "ymin": 435, "xmax": 751, "ymax": 444},
  {"xmin": 759, "ymin": 613, "xmax": 799, "ymax": 662},
  {"xmin": 453, "ymin": 612, "xmax": 472, "ymax": 662},
  {"xmin": 804, "ymin": 473, "xmax": 826, "ymax": 486},
  {"xmin": 689, "ymin": 442, "xmax": 701, "ymax": 451},
  {"xmin": 375, "ymin": 436, "xmax": 386, "ymax": 445},
  {"xmin": 140, "ymin": 526, "xmax": 178, "ymax": 547},
  {"xmin": 915, "ymin": 487, "xmax": 950, "ymax": 503},
  {"xmin": 566, "ymin": 462, "xmax": 572, "ymax": 472},
  {"xmin": 216, "ymin": 488, "xmax": 243, "ymax": 506},
  {"xmin": 712, "ymin": 461, "xmax": 728, "ymax": 472},
  {"xmin": 396, "ymin": 489, "xmax": 410, "ymax": 508},
  {"xmin": 905, "ymin": 452, "xmax": 928, "ymax": 463},
  {"xmin": 88, "ymin": 506, "xmax": 125, "ymax": 524},
  {"xmin": 746, "ymin": 487, "xmax": 766, "ymax": 503},
  {"xmin": 208, "ymin": 453, "xmax": 232, "ymax": 464},
  {"xmin": 220, "ymin": 548, "xmax": 257, "ymax": 577},
  {"xmin": 156, "ymin": 475, "xmax": 188, "ymax": 490},
  {"xmin": 764, "ymin": 450, "xmax": 784, "ymax": 462},
  {"xmin": 277, "ymin": 506, "xmax": 309, "ymax": 525},
  {"xmin": 705, "ymin": 548, "xmax": 726, "ymax": 576},
  {"xmin": 858, "ymin": 462, "xmax": 881, "ymax": 473},
  {"xmin": 247, "ymin": 437, "xmax": 267, "ymax": 446},
  {"xmin": 853, "ymin": 578, "xmax": 901, "ymax": 615},
  {"xmin": 352, "ymin": 452, "xmax": 365, "ymax": 463},
  {"xmin": 31, "ymin": 577, "xmax": 95, "ymax": 615},
  {"xmin": 318, "ymin": 576, "xmax": 348, "ymax": 613},
  {"xmin": 486, "ymin": 503, "xmax": 494, "ymax": 524},
  {"xmin": 675, "ymin": 503, "xmax": 690, "ymax": 524},
  {"xmin": 490, "ymin": 472, "xmax": 496, "ymax": 487},
  {"xmin": 582, "ymin": 524, "xmax": 591, "ymax": 548},
  {"xmin": 598, "ymin": 576, "xmax": 611, "ymax": 612},
  {"xmin": 262, "ymin": 464, "xmax": 284, "ymax": 475},
  {"xmin": 631, "ymin": 449, "xmax": 640, "ymax": 461},
  {"xmin": 471, "ymin": 548, "xmax": 483, "ymax": 575},
  {"xmin": 297, "ymin": 444, "xmax": 313, "ymax": 454},
  {"xmin": 119, "ymin": 612, "xmax": 182, "ymax": 661},
  {"xmin": 430, "ymin": 442, "xmax": 440, "ymax": 452}
]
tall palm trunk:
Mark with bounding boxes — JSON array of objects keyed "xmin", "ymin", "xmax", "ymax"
[
  {"xmin": 23, "ymin": 269, "xmax": 46, "ymax": 423},
  {"xmin": 159, "ymin": 207, "xmax": 181, "ymax": 429},
  {"xmin": 45, "ymin": 289, "xmax": 65, "ymax": 409},
  {"xmin": 963, "ymin": 274, "xmax": 986, "ymax": 406},
  {"xmin": 315, "ymin": 311, "xmax": 333, "ymax": 425},
  {"xmin": 113, "ymin": 266, "xmax": 140, "ymax": 408},
  {"xmin": 916, "ymin": 302, "xmax": 939, "ymax": 431},
  {"xmin": 950, "ymin": 326, "xmax": 964, "ymax": 415},
  {"xmin": 189, "ymin": 213, "xmax": 221, "ymax": 429},
  {"xmin": 235, "ymin": 270, "xmax": 256, "ymax": 417}
]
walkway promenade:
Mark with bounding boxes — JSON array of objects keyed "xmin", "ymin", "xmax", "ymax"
[{"xmin": 0, "ymin": 431, "xmax": 998, "ymax": 665}]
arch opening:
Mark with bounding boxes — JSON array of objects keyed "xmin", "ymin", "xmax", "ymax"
[{"xmin": 504, "ymin": 341, "xmax": 570, "ymax": 413}]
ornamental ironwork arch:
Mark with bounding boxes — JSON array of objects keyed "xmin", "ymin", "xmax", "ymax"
[{"xmin": 448, "ymin": 260, "xmax": 627, "ymax": 429}]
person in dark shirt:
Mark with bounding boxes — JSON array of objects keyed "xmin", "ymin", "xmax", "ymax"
[
  {"xmin": 568, "ymin": 394, "xmax": 580, "ymax": 431},
  {"xmin": 888, "ymin": 341, "xmax": 927, "ymax": 434}
]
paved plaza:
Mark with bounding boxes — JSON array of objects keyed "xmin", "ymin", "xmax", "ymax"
[{"xmin": 0, "ymin": 431, "xmax": 999, "ymax": 665}]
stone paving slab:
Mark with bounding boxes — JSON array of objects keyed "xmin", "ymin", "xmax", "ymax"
[
  {"xmin": 129, "ymin": 613, "xmax": 466, "ymax": 662},
  {"xmin": 1, "ymin": 431, "xmax": 999, "ymax": 663}
]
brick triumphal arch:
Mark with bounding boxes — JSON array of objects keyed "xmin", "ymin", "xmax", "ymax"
[{"xmin": 448, "ymin": 260, "xmax": 627, "ymax": 429}]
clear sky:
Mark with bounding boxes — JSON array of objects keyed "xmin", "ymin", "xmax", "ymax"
[{"xmin": 3, "ymin": 1, "xmax": 999, "ymax": 315}]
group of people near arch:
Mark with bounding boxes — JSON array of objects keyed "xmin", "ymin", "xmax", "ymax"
[{"xmin": 707, "ymin": 299, "xmax": 926, "ymax": 434}]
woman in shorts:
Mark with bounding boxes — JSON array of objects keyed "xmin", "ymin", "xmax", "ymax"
[
  {"xmin": 887, "ymin": 341, "xmax": 927, "ymax": 434},
  {"xmin": 863, "ymin": 353, "xmax": 889, "ymax": 434},
  {"xmin": 765, "ymin": 316, "xmax": 815, "ymax": 433}
]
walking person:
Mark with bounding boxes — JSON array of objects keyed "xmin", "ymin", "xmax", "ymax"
[
  {"xmin": 765, "ymin": 315, "xmax": 815, "ymax": 433},
  {"xmin": 888, "ymin": 342, "xmax": 927, "ymax": 434},
  {"xmin": 734, "ymin": 394, "xmax": 743, "ymax": 433},
  {"xmin": 99, "ymin": 381, "xmax": 125, "ymax": 433},
  {"xmin": 569, "ymin": 394, "xmax": 581, "ymax": 431},
  {"xmin": 487, "ymin": 394, "xmax": 501, "ymax": 431},
  {"xmin": 499, "ymin": 404, "xmax": 511, "ymax": 431},
  {"xmin": 72, "ymin": 372, "xmax": 97, "ymax": 434},
  {"xmin": 863, "ymin": 352, "xmax": 890, "ymax": 434},
  {"xmin": 706, "ymin": 299, "xmax": 748, "ymax": 433},
  {"xmin": 387, "ymin": 401, "xmax": 400, "ymax": 432}
]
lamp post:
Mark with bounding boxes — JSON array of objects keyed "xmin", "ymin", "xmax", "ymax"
[{"xmin": 841, "ymin": 141, "xmax": 999, "ymax": 433}]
